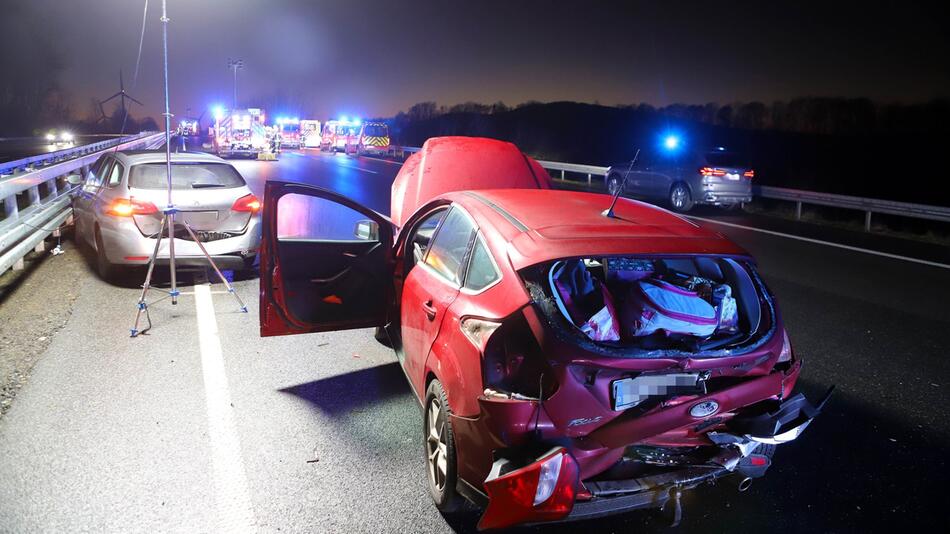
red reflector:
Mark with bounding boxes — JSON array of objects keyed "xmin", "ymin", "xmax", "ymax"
[
  {"xmin": 124, "ymin": 256, "xmax": 150, "ymax": 261},
  {"xmin": 478, "ymin": 448, "xmax": 579, "ymax": 530},
  {"xmin": 749, "ymin": 454, "xmax": 769, "ymax": 467},
  {"xmin": 743, "ymin": 169, "xmax": 755, "ymax": 178}
]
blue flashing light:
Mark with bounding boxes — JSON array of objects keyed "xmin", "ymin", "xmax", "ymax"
[
  {"xmin": 339, "ymin": 115, "xmax": 349, "ymax": 124},
  {"xmin": 663, "ymin": 135, "xmax": 680, "ymax": 151},
  {"xmin": 353, "ymin": 118, "xmax": 361, "ymax": 126},
  {"xmin": 212, "ymin": 105, "xmax": 225, "ymax": 121}
]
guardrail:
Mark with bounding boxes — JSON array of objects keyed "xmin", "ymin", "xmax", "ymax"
[
  {"xmin": 755, "ymin": 185, "xmax": 950, "ymax": 230},
  {"xmin": 0, "ymin": 132, "xmax": 166, "ymax": 274},
  {"xmin": 377, "ymin": 144, "xmax": 950, "ymax": 231}
]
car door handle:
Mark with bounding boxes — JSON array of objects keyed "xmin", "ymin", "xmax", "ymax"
[{"xmin": 421, "ymin": 300, "xmax": 437, "ymax": 321}]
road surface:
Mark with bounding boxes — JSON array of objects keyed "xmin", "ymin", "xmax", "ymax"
[{"xmin": 0, "ymin": 139, "xmax": 946, "ymax": 532}]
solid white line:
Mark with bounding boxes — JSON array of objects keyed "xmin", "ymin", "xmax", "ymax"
[
  {"xmin": 359, "ymin": 155, "xmax": 403, "ymax": 166},
  {"xmin": 687, "ymin": 215, "xmax": 950, "ymax": 270},
  {"xmin": 194, "ymin": 284, "xmax": 257, "ymax": 532}
]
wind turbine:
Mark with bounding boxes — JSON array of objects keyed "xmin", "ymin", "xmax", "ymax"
[{"xmin": 98, "ymin": 69, "xmax": 143, "ymax": 125}]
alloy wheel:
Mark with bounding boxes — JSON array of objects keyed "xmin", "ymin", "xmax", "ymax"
[{"xmin": 426, "ymin": 397, "xmax": 448, "ymax": 493}]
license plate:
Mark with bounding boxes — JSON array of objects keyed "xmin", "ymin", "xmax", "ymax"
[
  {"xmin": 726, "ymin": 173, "xmax": 740, "ymax": 180},
  {"xmin": 612, "ymin": 373, "xmax": 702, "ymax": 411}
]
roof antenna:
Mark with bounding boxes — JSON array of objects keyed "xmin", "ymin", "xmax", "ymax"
[{"xmin": 602, "ymin": 148, "xmax": 639, "ymax": 219}]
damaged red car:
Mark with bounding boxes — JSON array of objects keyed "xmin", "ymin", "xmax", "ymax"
[{"xmin": 259, "ymin": 137, "xmax": 830, "ymax": 530}]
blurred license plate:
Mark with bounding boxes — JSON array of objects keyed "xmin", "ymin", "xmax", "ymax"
[
  {"xmin": 612, "ymin": 373, "xmax": 702, "ymax": 411},
  {"xmin": 726, "ymin": 173, "xmax": 740, "ymax": 180}
]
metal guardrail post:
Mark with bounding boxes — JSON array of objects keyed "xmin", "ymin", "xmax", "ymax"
[
  {"xmin": 795, "ymin": 201, "xmax": 802, "ymax": 220},
  {"xmin": 865, "ymin": 211, "xmax": 872, "ymax": 232}
]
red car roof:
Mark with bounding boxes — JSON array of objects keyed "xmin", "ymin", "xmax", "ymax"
[{"xmin": 453, "ymin": 189, "xmax": 748, "ymax": 271}]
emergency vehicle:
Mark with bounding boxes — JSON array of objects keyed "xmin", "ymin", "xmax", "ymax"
[
  {"xmin": 319, "ymin": 120, "xmax": 339, "ymax": 151},
  {"xmin": 347, "ymin": 121, "xmax": 390, "ymax": 155},
  {"xmin": 212, "ymin": 108, "xmax": 268, "ymax": 158},
  {"xmin": 300, "ymin": 120, "xmax": 321, "ymax": 148},
  {"xmin": 320, "ymin": 120, "xmax": 359, "ymax": 152},
  {"xmin": 276, "ymin": 117, "xmax": 302, "ymax": 149}
]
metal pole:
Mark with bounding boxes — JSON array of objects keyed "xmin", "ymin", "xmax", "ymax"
[
  {"xmin": 161, "ymin": 0, "xmax": 178, "ymax": 304},
  {"xmin": 232, "ymin": 65, "xmax": 237, "ymax": 108}
]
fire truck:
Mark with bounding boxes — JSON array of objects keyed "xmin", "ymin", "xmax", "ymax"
[
  {"xmin": 276, "ymin": 117, "xmax": 302, "ymax": 148},
  {"xmin": 212, "ymin": 108, "xmax": 268, "ymax": 158},
  {"xmin": 300, "ymin": 120, "xmax": 321, "ymax": 148},
  {"xmin": 320, "ymin": 119, "xmax": 359, "ymax": 152},
  {"xmin": 347, "ymin": 121, "xmax": 391, "ymax": 156}
]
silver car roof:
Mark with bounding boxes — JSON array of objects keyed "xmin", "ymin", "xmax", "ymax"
[{"xmin": 112, "ymin": 150, "xmax": 229, "ymax": 166}]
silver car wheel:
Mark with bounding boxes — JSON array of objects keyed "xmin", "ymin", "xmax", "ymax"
[
  {"xmin": 671, "ymin": 185, "xmax": 688, "ymax": 209},
  {"xmin": 426, "ymin": 397, "xmax": 448, "ymax": 493}
]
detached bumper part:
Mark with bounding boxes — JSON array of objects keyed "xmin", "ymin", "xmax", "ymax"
[
  {"xmin": 477, "ymin": 447, "xmax": 579, "ymax": 531},
  {"xmin": 727, "ymin": 385, "xmax": 834, "ymax": 444}
]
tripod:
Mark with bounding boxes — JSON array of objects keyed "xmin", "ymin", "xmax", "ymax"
[{"xmin": 130, "ymin": 0, "xmax": 247, "ymax": 337}]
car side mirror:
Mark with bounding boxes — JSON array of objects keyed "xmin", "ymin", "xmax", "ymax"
[
  {"xmin": 354, "ymin": 219, "xmax": 379, "ymax": 241},
  {"xmin": 66, "ymin": 173, "xmax": 82, "ymax": 185}
]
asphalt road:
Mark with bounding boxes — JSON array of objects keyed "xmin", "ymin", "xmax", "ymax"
[{"xmin": 1, "ymin": 140, "xmax": 947, "ymax": 533}]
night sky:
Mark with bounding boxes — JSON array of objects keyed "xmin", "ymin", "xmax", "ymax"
[{"xmin": 3, "ymin": 0, "xmax": 948, "ymax": 121}]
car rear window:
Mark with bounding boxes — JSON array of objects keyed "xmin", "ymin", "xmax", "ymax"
[
  {"xmin": 704, "ymin": 152, "xmax": 747, "ymax": 168},
  {"xmin": 129, "ymin": 163, "xmax": 246, "ymax": 190}
]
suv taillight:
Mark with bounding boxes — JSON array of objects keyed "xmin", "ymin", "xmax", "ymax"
[
  {"xmin": 700, "ymin": 166, "xmax": 726, "ymax": 177},
  {"xmin": 744, "ymin": 169, "xmax": 755, "ymax": 178},
  {"xmin": 232, "ymin": 194, "xmax": 261, "ymax": 213}
]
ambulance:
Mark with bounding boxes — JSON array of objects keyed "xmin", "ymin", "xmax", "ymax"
[
  {"xmin": 300, "ymin": 120, "xmax": 321, "ymax": 148},
  {"xmin": 348, "ymin": 121, "xmax": 390, "ymax": 156}
]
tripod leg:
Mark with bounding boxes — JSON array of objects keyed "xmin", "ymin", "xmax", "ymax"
[
  {"xmin": 168, "ymin": 211, "xmax": 179, "ymax": 305},
  {"xmin": 180, "ymin": 221, "xmax": 248, "ymax": 313},
  {"xmin": 131, "ymin": 215, "xmax": 168, "ymax": 337}
]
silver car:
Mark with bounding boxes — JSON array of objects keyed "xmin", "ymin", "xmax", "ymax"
[
  {"xmin": 70, "ymin": 150, "xmax": 261, "ymax": 279},
  {"xmin": 605, "ymin": 148, "xmax": 754, "ymax": 212}
]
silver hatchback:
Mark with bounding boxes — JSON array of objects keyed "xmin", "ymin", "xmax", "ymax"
[{"xmin": 71, "ymin": 150, "xmax": 261, "ymax": 279}]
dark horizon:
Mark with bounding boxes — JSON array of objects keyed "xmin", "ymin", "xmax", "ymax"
[{"xmin": 2, "ymin": 0, "xmax": 948, "ymax": 128}]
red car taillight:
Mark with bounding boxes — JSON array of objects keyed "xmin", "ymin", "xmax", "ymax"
[
  {"xmin": 232, "ymin": 193, "xmax": 261, "ymax": 213},
  {"xmin": 700, "ymin": 166, "xmax": 727, "ymax": 177},
  {"xmin": 744, "ymin": 169, "xmax": 755, "ymax": 178},
  {"xmin": 478, "ymin": 448, "xmax": 579, "ymax": 530},
  {"xmin": 107, "ymin": 198, "xmax": 159, "ymax": 217}
]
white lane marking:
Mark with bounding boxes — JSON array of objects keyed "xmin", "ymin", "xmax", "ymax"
[
  {"xmin": 298, "ymin": 150, "xmax": 380, "ymax": 173},
  {"xmin": 358, "ymin": 155, "xmax": 404, "ymax": 166},
  {"xmin": 688, "ymin": 215, "xmax": 950, "ymax": 270},
  {"xmin": 194, "ymin": 284, "xmax": 257, "ymax": 532}
]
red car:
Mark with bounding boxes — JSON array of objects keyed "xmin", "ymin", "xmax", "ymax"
[{"xmin": 259, "ymin": 137, "xmax": 830, "ymax": 530}]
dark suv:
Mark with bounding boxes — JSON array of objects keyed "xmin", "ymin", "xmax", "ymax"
[{"xmin": 605, "ymin": 148, "xmax": 754, "ymax": 212}]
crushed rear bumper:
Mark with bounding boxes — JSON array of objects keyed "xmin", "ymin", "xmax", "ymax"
[{"xmin": 473, "ymin": 385, "xmax": 833, "ymax": 529}]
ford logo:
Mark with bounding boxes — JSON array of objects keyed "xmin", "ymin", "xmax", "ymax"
[{"xmin": 690, "ymin": 400, "xmax": 720, "ymax": 418}]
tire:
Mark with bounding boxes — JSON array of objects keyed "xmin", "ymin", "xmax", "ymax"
[
  {"xmin": 94, "ymin": 228, "xmax": 117, "ymax": 281},
  {"xmin": 606, "ymin": 174, "xmax": 623, "ymax": 196},
  {"xmin": 373, "ymin": 326, "xmax": 392, "ymax": 347},
  {"xmin": 424, "ymin": 380, "xmax": 464, "ymax": 513},
  {"xmin": 669, "ymin": 182, "xmax": 694, "ymax": 212}
]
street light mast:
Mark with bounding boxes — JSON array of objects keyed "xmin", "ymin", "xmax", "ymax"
[{"xmin": 227, "ymin": 58, "xmax": 244, "ymax": 108}]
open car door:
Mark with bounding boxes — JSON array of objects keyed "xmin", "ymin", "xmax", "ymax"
[{"xmin": 260, "ymin": 181, "xmax": 394, "ymax": 337}]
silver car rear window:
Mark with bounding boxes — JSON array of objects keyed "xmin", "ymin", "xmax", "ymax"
[{"xmin": 129, "ymin": 163, "xmax": 246, "ymax": 190}]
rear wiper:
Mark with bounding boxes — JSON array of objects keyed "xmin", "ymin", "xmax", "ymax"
[{"xmin": 191, "ymin": 183, "xmax": 226, "ymax": 189}]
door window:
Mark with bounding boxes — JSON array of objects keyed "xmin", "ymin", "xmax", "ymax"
[
  {"xmin": 424, "ymin": 207, "xmax": 476, "ymax": 285},
  {"xmin": 84, "ymin": 158, "xmax": 110, "ymax": 192},
  {"xmin": 106, "ymin": 161, "xmax": 124, "ymax": 187},
  {"xmin": 277, "ymin": 193, "xmax": 373, "ymax": 241},
  {"xmin": 408, "ymin": 208, "xmax": 448, "ymax": 267}
]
